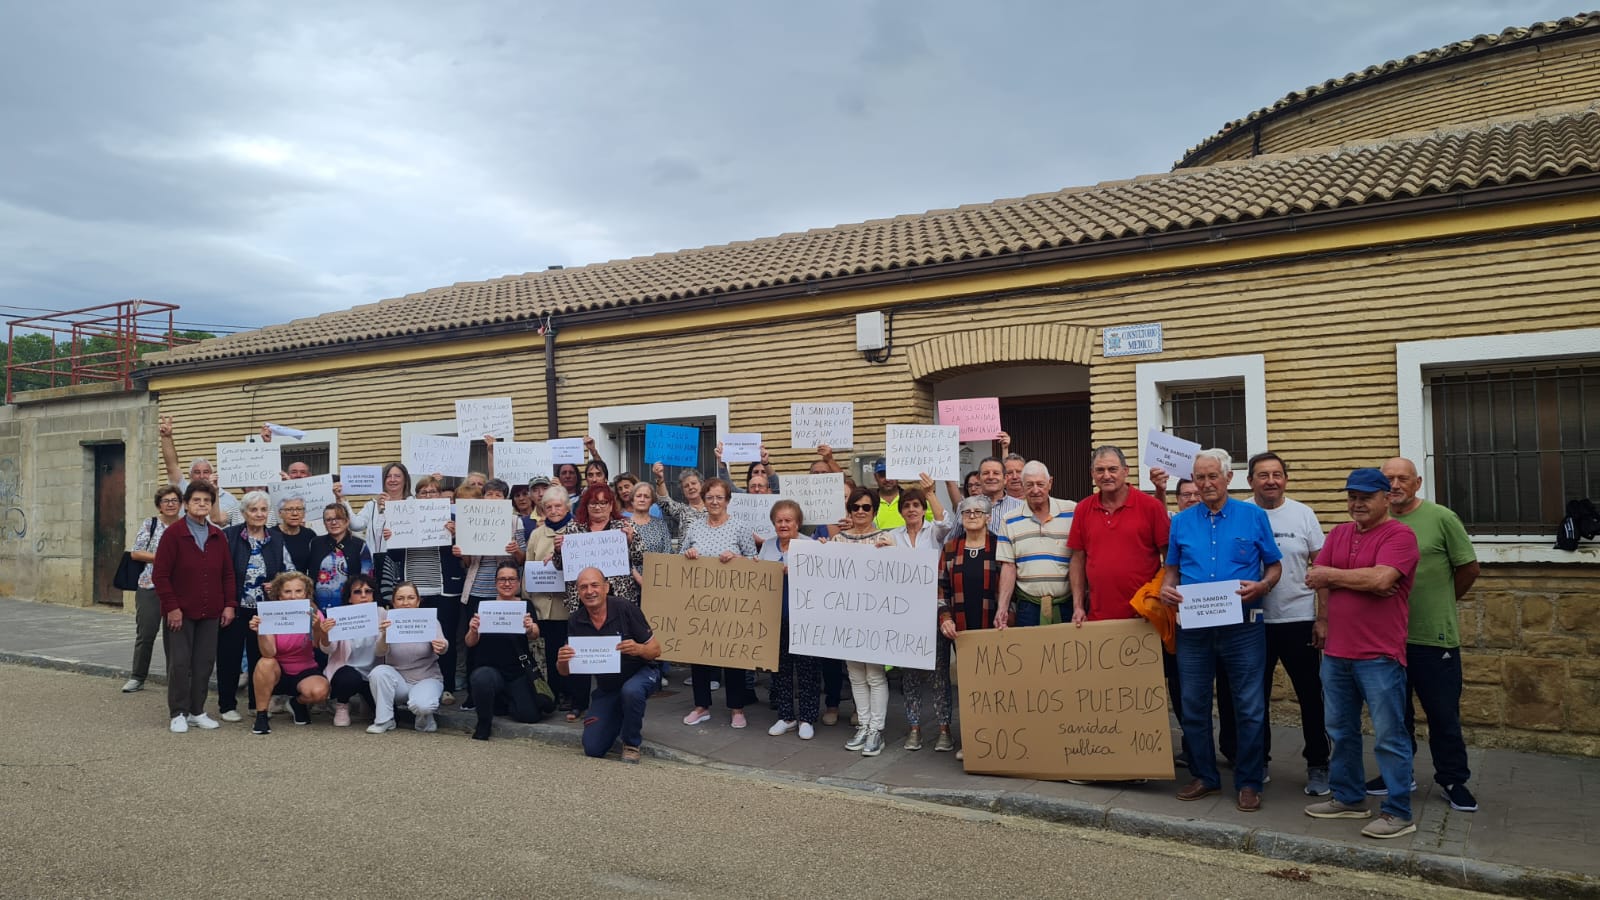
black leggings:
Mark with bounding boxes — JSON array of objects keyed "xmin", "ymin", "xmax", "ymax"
[
  {"xmin": 427, "ymin": 595, "xmax": 462, "ymax": 692},
  {"xmin": 216, "ymin": 611, "xmax": 262, "ymax": 713},
  {"xmin": 328, "ymin": 665, "xmax": 375, "ymax": 706},
  {"xmin": 469, "ymin": 665, "xmax": 547, "ymax": 730}
]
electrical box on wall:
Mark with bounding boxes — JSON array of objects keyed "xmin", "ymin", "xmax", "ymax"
[{"xmin": 856, "ymin": 312, "xmax": 886, "ymax": 351}]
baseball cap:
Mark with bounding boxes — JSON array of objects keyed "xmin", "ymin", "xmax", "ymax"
[
  {"xmin": 1343, "ymin": 468, "xmax": 1389, "ymax": 494},
  {"xmin": 528, "ymin": 475, "xmax": 552, "ymax": 488},
  {"xmin": 872, "ymin": 460, "xmax": 887, "ymax": 474}
]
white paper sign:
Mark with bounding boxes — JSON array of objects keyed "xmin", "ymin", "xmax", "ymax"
[
  {"xmin": 721, "ymin": 433, "xmax": 762, "ymax": 464},
  {"xmin": 567, "ymin": 635, "xmax": 622, "ymax": 674},
  {"xmin": 523, "ymin": 559, "xmax": 563, "ymax": 593},
  {"xmin": 271, "ymin": 475, "xmax": 337, "ymax": 534},
  {"xmin": 217, "ymin": 442, "xmax": 282, "ymax": 487},
  {"xmin": 455, "ymin": 499, "xmax": 515, "ymax": 556},
  {"xmin": 1177, "ymin": 580, "xmax": 1244, "ymax": 629},
  {"xmin": 782, "ymin": 472, "xmax": 846, "ymax": 526},
  {"xmin": 494, "ymin": 441, "xmax": 553, "ymax": 485},
  {"xmin": 339, "ymin": 465, "xmax": 385, "ymax": 495},
  {"xmin": 326, "ymin": 602, "xmax": 380, "ymax": 642},
  {"xmin": 788, "ymin": 541, "xmax": 938, "ymax": 668},
  {"xmin": 728, "ymin": 493, "xmax": 780, "ymax": 541},
  {"xmin": 256, "ymin": 599, "xmax": 312, "ymax": 636},
  {"xmin": 790, "ymin": 402, "xmax": 853, "ymax": 449},
  {"xmin": 561, "ymin": 529, "xmax": 630, "ymax": 580},
  {"xmin": 884, "ymin": 424, "xmax": 961, "ymax": 482},
  {"xmin": 383, "ymin": 498, "xmax": 453, "ymax": 549},
  {"xmin": 477, "ymin": 599, "xmax": 527, "ymax": 634},
  {"xmin": 383, "ymin": 607, "xmax": 438, "ymax": 644},
  {"xmin": 455, "ymin": 397, "xmax": 515, "ymax": 440},
  {"xmin": 407, "ymin": 434, "xmax": 471, "ymax": 478},
  {"xmin": 1143, "ymin": 429, "xmax": 1202, "ymax": 483},
  {"xmin": 265, "ymin": 422, "xmax": 307, "ymax": 440},
  {"xmin": 548, "ymin": 438, "xmax": 585, "ymax": 466}
]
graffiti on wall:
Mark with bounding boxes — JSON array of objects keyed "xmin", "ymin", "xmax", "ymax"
[{"xmin": 0, "ymin": 457, "xmax": 24, "ymax": 542}]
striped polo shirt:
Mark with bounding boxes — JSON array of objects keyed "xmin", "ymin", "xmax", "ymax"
[{"xmin": 995, "ymin": 497, "xmax": 1076, "ymax": 599}]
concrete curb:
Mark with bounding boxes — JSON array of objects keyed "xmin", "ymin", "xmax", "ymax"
[{"xmin": 12, "ymin": 651, "xmax": 1598, "ymax": 899}]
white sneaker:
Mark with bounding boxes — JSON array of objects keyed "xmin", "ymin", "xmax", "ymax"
[
  {"xmin": 121, "ymin": 678, "xmax": 144, "ymax": 693},
  {"xmin": 415, "ymin": 712, "xmax": 437, "ymax": 733},
  {"xmin": 367, "ymin": 719, "xmax": 397, "ymax": 734},
  {"xmin": 268, "ymin": 695, "xmax": 290, "ymax": 714},
  {"xmin": 220, "ymin": 710, "xmax": 243, "ymax": 723},
  {"xmin": 709, "ymin": 680, "xmax": 721, "ymax": 691},
  {"xmin": 768, "ymin": 719, "xmax": 798, "ymax": 736},
  {"xmin": 170, "ymin": 714, "xmax": 189, "ymax": 733},
  {"xmin": 798, "ymin": 722, "xmax": 815, "ymax": 740},
  {"xmin": 186, "ymin": 713, "xmax": 221, "ymax": 730}
]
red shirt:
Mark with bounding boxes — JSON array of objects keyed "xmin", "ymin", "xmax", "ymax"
[
  {"xmin": 1317, "ymin": 518, "xmax": 1419, "ymax": 664},
  {"xmin": 1067, "ymin": 487, "xmax": 1170, "ymax": 620}
]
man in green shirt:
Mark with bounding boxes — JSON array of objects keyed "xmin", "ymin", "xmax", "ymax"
[{"xmin": 1375, "ymin": 458, "xmax": 1481, "ymax": 813}]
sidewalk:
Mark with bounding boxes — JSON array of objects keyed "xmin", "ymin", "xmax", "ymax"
[{"xmin": 4, "ymin": 597, "xmax": 1596, "ymax": 898}]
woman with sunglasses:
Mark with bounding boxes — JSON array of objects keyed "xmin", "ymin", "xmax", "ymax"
[
  {"xmin": 121, "ymin": 485, "xmax": 185, "ymax": 694},
  {"xmin": 679, "ymin": 477, "xmax": 759, "ymax": 728},
  {"xmin": 551, "ymin": 482, "xmax": 642, "ymax": 720},
  {"xmin": 830, "ymin": 486, "xmax": 893, "ymax": 755},
  {"xmin": 318, "ymin": 573, "xmax": 383, "ymax": 727}
]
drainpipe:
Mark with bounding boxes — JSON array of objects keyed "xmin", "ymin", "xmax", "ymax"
[{"xmin": 542, "ymin": 313, "xmax": 559, "ymax": 439}]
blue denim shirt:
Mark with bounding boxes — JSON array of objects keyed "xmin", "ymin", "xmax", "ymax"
[{"xmin": 1166, "ymin": 497, "xmax": 1282, "ymax": 589}]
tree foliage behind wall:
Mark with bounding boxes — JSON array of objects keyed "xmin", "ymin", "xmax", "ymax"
[{"xmin": 3, "ymin": 330, "xmax": 215, "ymax": 394}]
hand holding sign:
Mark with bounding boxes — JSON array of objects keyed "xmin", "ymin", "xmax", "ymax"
[
  {"xmin": 1142, "ymin": 429, "xmax": 1201, "ymax": 483},
  {"xmin": 567, "ymin": 636, "xmax": 622, "ymax": 674},
  {"xmin": 644, "ymin": 423, "xmax": 699, "ymax": 467},
  {"xmin": 936, "ymin": 397, "xmax": 1002, "ymax": 441},
  {"xmin": 1176, "ymin": 580, "xmax": 1244, "ymax": 628},
  {"xmin": 455, "ymin": 397, "xmax": 515, "ymax": 440},
  {"xmin": 383, "ymin": 607, "xmax": 438, "ymax": 644},
  {"xmin": 720, "ymin": 433, "xmax": 762, "ymax": 463}
]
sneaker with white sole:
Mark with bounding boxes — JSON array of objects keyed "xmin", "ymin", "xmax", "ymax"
[
  {"xmin": 709, "ymin": 680, "xmax": 721, "ymax": 691},
  {"xmin": 367, "ymin": 719, "xmax": 397, "ymax": 734},
  {"xmin": 290, "ymin": 699, "xmax": 311, "ymax": 725},
  {"xmin": 1304, "ymin": 766, "xmax": 1331, "ymax": 797},
  {"xmin": 768, "ymin": 719, "xmax": 797, "ymax": 736},
  {"xmin": 252, "ymin": 712, "xmax": 271, "ymax": 735},
  {"xmin": 415, "ymin": 712, "xmax": 437, "ymax": 733},
  {"xmin": 170, "ymin": 714, "xmax": 189, "ymax": 733},
  {"xmin": 861, "ymin": 728, "xmax": 885, "ymax": 757},
  {"xmin": 1442, "ymin": 783, "xmax": 1478, "ymax": 812},
  {"xmin": 934, "ymin": 732, "xmax": 955, "ymax": 752},
  {"xmin": 333, "ymin": 703, "xmax": 352, "ymax": 727},
  {"xmin": 1365, "ymin": 775, "xmax": 1416, "ymax": 796},
  {"xmin": 1361, "ymin": 814, "xmax": 1417, "ymax": 839},
  {"xmin": 903, "ymin": 727, "xmax": 922, "ymax": 751},
  {"xmin": 186, "ymin": 713, "xmax": 220, "ymax": 730},
  {"xmin": 220, "ymin": 710, "xmax": 243, "ymax": 723},
  {"xmin": 1304, "ymin": 799, "xmax": 1372, "ymax": 819},
  {"xmin": 845, "ymin": 724, "xmax": 870, "ymax": 751},
  {"xmin": 798, "ymin": 722, "xmax": 815, "ymax": 740},
  {"xmin": 121, "ymin": 678, "xmax": 144, "ymax": 693}
]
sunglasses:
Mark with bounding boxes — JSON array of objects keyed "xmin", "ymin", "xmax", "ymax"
[
  {"xmin": 850, "ymin": 503, "xmax": 874, "ymax": 512},
  {"xmin": 350, "ymin": 586, "xmax": 374, "ymax": 595}
]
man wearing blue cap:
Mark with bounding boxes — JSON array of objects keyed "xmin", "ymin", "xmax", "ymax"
[{"xmin": 1303, "ymin": 468, "xmax": 1420, "ymax": 839}]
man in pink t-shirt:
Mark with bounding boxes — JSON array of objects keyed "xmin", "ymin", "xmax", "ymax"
[{"xmin": 1302, "ymin": 468, "xmax": 1420, "ymax": 840}]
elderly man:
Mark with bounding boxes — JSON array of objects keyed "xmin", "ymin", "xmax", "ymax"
[
  {"xmin": 558, "ymin": 567, "xmax": 662, "ymax": 763},
  {"xmin": 1068, "ymin": 446, "xmax": 1170, "ymax": 624},
  {"xmin": 1304, "ymin": 468, "xmax": 1420, "ymax": 839},
  {"xmin": 995, "ymin": 461, "xmax": 1076, "ymax": 627},
  {"xmin": 1160, "ymin": 449, "xmax": 1282, "ymax": 811},
  {"xmin": 1374, "ymin": 457, "xmax": 1481, "ymax": 812},
  {"xmin": 158, "ymin": 415, "xmax": 240, "ymax": 525}
]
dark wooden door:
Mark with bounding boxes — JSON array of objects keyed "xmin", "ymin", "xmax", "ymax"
[
  {"xmin": 1000, "ymin": 395, "xmax": 1092, "ymax": 500},
  {"xmin": 93, "ymin": 443, "xmax": 126, "ymax": 606}
]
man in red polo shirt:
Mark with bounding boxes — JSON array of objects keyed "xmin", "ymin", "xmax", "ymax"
[{"xmin": 1068, "ymin": 446, "xmax": 1170, "ymax": 622}]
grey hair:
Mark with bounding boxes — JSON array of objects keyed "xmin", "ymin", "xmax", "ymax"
[
  {"xmin": 1021, "ymin": 460, "xmax": 1051, "ymax": 480},
  {"xmin": 957, "ymin": 495, "xmax": 993, "ymax": 516},
  {"xmin": 1196, "ymin": 448, "xmax": 1234, "ymax": 476},
  {"xmin": 276, "ymin": 494, "xmax": 306, "ymax": 512},
  {"xmin": 540, "ymin": 485, "xmax": 570, "ymax": 507},
  {"xmin": 241, "ymin": 490, "xmax": 271, "ymax": 511},
  {"xmin": 677, "ymin": 469, "xmax": 703, "ymax": 485},
  {"xmin": 189, "ymin": 457, "xmax": 212, "ymax": 471},
  {"xmin": 1091, "ymin": 445, "xmax": 1127, "ymax": 466},
  {"xmin": 1003, "ymin": 452, "xmax": 1026, "ymax": 465}
]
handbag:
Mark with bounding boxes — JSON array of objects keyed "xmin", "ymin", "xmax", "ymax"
[
  {"xmin": 113, "ymin": 517, "xmax": 157, "ymax": 591},
  {"xmin": 517, "ymin": 641, "xmax": 557, "ymax": 716}
]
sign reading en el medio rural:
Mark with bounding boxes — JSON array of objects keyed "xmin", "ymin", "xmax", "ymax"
[
  {"xmin": 640, "ymin": 553, "xmax": 783, "ymax": 671},
  {"xmin": 954, "ymin": 619, "xmax": 1175, "ymax": 782}
]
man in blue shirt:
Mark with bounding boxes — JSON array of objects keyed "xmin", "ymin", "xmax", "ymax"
[{"xmin": 1160, "ymin": 449, "xmax": 1283, "ymax": 812}]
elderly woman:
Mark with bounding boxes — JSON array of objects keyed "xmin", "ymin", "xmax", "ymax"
[
  {"xmin": 349, "ymin": 461, "xmax": 410, "ymax": 557},
  {"xmin": 679, "ymin": 477, "xmax": 758, "ymax": 728},
  {"xmin": 121, "ymin": 485, "xmax": 184, "ymax": 694},
  {"xmin": 828, "ymin": 485, "xmax": 892, "ymax": 755},
  {"xmin": 527, "ymin": 485, "xmax": 574, "ymax": 709},
  {"xmin": 308, "ymin": 503, "xmax": 374, "ymax": 614},
  {"xmin": 152, "ymin": 480, "xmax": 237, "ymax": 733},
  {"xmin": 317, "ymin": 573, "xmax": 383, "ymax": 727},
  {"xmin": 248, "ymin": 571, "xmax": 331, "ymax": 734},
  {"xmin": 551, "ymin": 482, "xmax": 641, "ymax": 720},
  {"xmin": 935, "ymin": 495, "xmax": 999, "ymax": 759},
  {"xmin": 760, "ymin": 499, "xmax": 821, "ymax": 740},
  {"xmin": 625, "ymin": 480, "xmax": 675, "ymax": 683},
  {"xmin": 217, "ymin": 490, "xmax": 295, "ymax": 722},
  {"xmin": 651, "ymin": 462, "xmax": 707, "ymax": 540},
  {"xmin": 367, "ymin": 581, "xmax": 449, "ymax": 733},
  {"xmin": 464, "ymin": 562, "xmax": 548, "ymax": 741}
]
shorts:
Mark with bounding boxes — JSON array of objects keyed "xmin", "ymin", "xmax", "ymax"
[{"xmin": 275, "ymin": 669, "xmax": 320, "ymax": 697}]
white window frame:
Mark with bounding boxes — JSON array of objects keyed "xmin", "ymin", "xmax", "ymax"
[
  {"xmin": 245, "ymin": 427, "xmax": 340, "ymax": 473},
  {"xmin": 587, "ymin": 397, "xmax": 730, "ymax": 476},
  {"xmin": 1135, "ymin": 354, "xmax": 1267, "ymax": 491},
  {"xmin": 1396, "ymin": 326, "xmax": 1600, "ymax": 565}
]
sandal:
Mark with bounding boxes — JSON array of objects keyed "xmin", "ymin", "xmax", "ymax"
[{"xmin": 565, "ymin": 710, "xmax": 581, "ymax": 723}]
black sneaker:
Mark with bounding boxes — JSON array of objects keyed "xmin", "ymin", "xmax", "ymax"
[
  {"xmin": 471, "ymin": 723, "xmax": 491, "ymax": 741},
  {"xmin": 460, "ymin": 699, "xmax": 477, "ymax": 712},
  {"xmin": 290, "ymin": 699, "xmax": 311, "ymax": 726},
  {"xmin": 252, "ymin": 712, "xmax": 271, "ymax": 736},
  {"xmin": 1365, "ymin": 775, "xmax": 1418, "ymax": 796},
  {"xmin": 1442, "ymin": 783, "xmax": 1478, "ymax": 812}
]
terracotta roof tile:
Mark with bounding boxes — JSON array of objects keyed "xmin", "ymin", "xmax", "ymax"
[{"xmin": 147, "ymin": 108, "xmax": 1600, "ymax": 370}]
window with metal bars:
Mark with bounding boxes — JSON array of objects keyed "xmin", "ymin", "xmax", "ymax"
[
  {"xmin": 613, "ymin": 421, "xmax": 717, "ymax": 502},
  {"xmin": 1429, "ymin": 361, "xmax": 1600, "ymax": 535},
  {"xmin": 1163, "ymin": 382, "xmax": 1248, "ymax": 465}
]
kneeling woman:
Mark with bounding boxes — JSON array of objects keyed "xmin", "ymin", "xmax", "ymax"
[
  {"xmin": 249, "ymin": 572, "xmax": 331, "ymax": 734},
  {"xmin": 465, "ymin": 562, "xmax": 552, "ymax": 740},
  {"xmin": 367, "ymin": 581, "xmax": 448, "ymax": 733},
  {"xmin": 319, "ymin": 573, "xmax": 382, "ymax": 727}
]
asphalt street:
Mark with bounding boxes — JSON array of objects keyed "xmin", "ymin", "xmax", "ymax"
[{"xmin": 0, "ymin": 664, "xmax": 1477, "ymax": 899}]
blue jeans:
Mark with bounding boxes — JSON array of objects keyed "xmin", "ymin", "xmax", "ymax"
[
  {"xmin": 1177, "ymin": 621, "xmax": 1267, "ymax": 792},
  {"xmin": 1012, "ymin": 599, "xmax": 1069, "ymax": 627},
  {"xmin": 1323, "ymin": 655, "xmax": 1412, "ymax": 819},
  {"xmin": 582, "ymin": 666, "xmax": 661, "ymax": 757}
]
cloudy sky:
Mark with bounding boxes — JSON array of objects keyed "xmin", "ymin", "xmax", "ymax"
[{"xmin": 0, "ymin": 1, "xmax": 1581, "ymax": 333}]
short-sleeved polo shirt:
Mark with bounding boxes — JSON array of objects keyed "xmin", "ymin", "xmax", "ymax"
[
  {"xmin": 1067, "ymin": 488, "xmax": 1170, "ymax": 620},
  {"xmin": 568, "ymin": 597, "xmax": 654, "ymax": 694},
  {"xmin": 996, "ymin": 497, "xmax": 1075, "ymax": 599},
  {"xmin": 1166, "ymin": 498, "xmax": 1282, "ymax": 594},
  {"xmin": 1318, "ymin": 518, "xmax": 1419, "ymax": 664}
]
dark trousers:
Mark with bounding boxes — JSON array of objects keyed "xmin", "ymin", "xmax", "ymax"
[
  {"xmin": 462, "ymin": 596, "xmax": 489, "ymax": 693},
  {"xmin": 427, "ymin": 595, "xmax": 462, "ymax": 692},
  {"xmin": 329, "ymin": 665, "xmax": 375, "ymax": 706},
  {"xmin": 691, "ymin": 665, "xmax": 752, "ymax": 710},
  {"xmin": 584, "ymin": 667, "xmax": 661, "ymax": 756},
  {"xmin": 215, "ymin": 610, "xmax": 262, "ymax": 713},
  {"xmin": 821, "ymin": 657, "xmax": 844, "ymax": 708},
  {"xmin": 540, "ymin": 618, "xmax": 570, "ymax": 706},
  {"xmin": 1218, "ymin": 620, "xmax": 1329, "ymax": 766},
  {"xmin": 166, "ymin": 616, "xmax": 219, "ymax": 718},
  {"xmin": 1405, "ymin": 643, "xmax": 1471, "ymax": 786},
  {"xmin": 130, "ymin": 587, "xmax": 163, "ymax": 681},
  {"xmin": 469, "ymin": 665, "xmax": 545, "ymax": 732},
  {"xmin": 1163, "ymin": 647, "xmax": 1188, "ymax": 764}
]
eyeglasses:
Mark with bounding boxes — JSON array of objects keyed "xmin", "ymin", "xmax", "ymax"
[
  {"xmin": 961, "ymin": 510, "xmax": 987, "ymax": 516},
  {"xmin": 159, "ymin": 497, "xmax": 181, "ymax": 504},
  {"xmin": 495, "ymin": 576, "xmax": 521, "ymax": 583},
  {"xmin": 704, "ymin": 495, "xmax": 727, "ymax": 503},
  {"xmin": 350, "ymin": 587, "xmax": 374, "ymax": 595},
  {"xmin": 588, "ymin": 500, "xmax": 612, "ymax": 506},
  {"xmin": 850, "ymin": 503, "xmax": 874, "ymax": 512}
]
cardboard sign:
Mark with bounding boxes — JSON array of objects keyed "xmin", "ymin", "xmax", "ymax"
[
  {"xmin": 721, "ymin": 433, "xmax": 762, "ymax": 464},
  {"xmin": 548, "ymin": 438, "xmax": 585, "ymax": 465},
  {"xmin": 884, "ymin": 424, "xmax": 961, "ymax": 482},
  {"xmin": 728, "ymin": 493, "xmax": 779, "ymax": 541},
  {"xmin": 407, "ymin": 434, "xmax": 471, "ymax": 478},
  {"xmin": 455, "ymin": 397, "xmax": 515, "ymax": 440},
  {"xmin": 567, "ymin": 636, "xmax": 622, "ymax": 674},
  {"xmin": 790, "ymin": 402, "xmax": 853, "ymax": 449},
  {"xmin": 339, "ymin": 465, "xmax": 385, "ymax": 495},
  {"xmin": 955, "ymin": 619, "xmax": 1175, "ymax": 781},
  {"xmin": 383, "ymin": 498, "xmax": 453, "ymax": 549},
  {"xmin": 1142, "ymin": 429, "xmax": 1201, "ymax": 483},
  {"xmin": 325, "ymin": 602, "xmax": 380, "ymax": 642},
  {"xmin": 1177, "ymin": 580, "xmax": 1244, "ymax": 629},
  {"xmin": 523, "ymin": 560, "xmax": 563, "ymax": 593},
  {"xmin": 476, "ymin": 600, "xmax": 526, "ymax": 634},
  {"xmin": 256, "ymin": 599, "xmax": 312, "ymax": 636},
  {"xmin": 937, "ymin": 397, "xmax": 1002, "ymax": 441},
  {"xmin": 560, "ymin": 529, "xmax": 630, "ymax": 580},
  {"xmin": 217, "ymin": 442, "xmax": 281, "ymax": 487},
  {"xmin": 383, "ymin": 607, "xmax": 438, "ymax": 644},
  {"xmin": 787, "ymin": 541, "xmax": 938, "ymax": 669},
  {"xmin": 494, "ymin": 441, "xmax": 552, "ymax": 485},
  {"xmin": 271, "ymin": 475, "xmax": 337, "ymax": 534},
  {"xmin": 644, "ymin": 423, "xmax": 700, "ymax": 467},
  {"xmin": 640, "ymin": 553, "xmax": 784, "ymax": 670},
  {"xmin": 782, "ymin": 472, "xmax": 846, "ymax": 526},
  {"xmin": 454, "ymin": 499, "xmax": 515, "ymax": 556}
]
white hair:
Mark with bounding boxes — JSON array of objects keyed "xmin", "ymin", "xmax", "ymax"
[
  {"xmin": 1196, "ymin": 448, "xmax": 1233, "ymax": 477},
  {"xmin": 540, "ymin": 484, "xmax": 570, "ymax": 508},
  {"xmin": 241, "ymin": 490, "xmax": 271, "ymax": 511},
  {"xmin": 1021, "ymin": 460, "xmax": 1051, "ymax": 480}
]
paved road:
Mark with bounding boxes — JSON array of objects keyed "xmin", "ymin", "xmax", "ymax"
[{"xmin": 0, "ymin": 665, "xmax": 1473, "ymax": 899}]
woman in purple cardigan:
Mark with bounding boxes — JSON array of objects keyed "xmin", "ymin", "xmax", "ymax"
[{"xmin": 152, "ymin": 480, "xmax": 237, "ymax": 734}]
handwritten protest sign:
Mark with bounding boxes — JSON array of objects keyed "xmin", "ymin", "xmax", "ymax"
[
  {"xmin": 721, "ymin": 433, "xmax": 761, "ymax": 464},
  {"xmin": 560, "ymin": 529, "xmax": 630, "ymax": 580},
  {"xmin": 937, "ymin": 397, "xmax": 1002, "ymax": 441},
  {"xmin": 476, "ymin": 600, "xmax": 526, "ymax": 634},
  {"xmin": 217, "ymin": 442, "xmax": 281, "ymax": 487},
  {"xmin": 383, "ymin": 499, "xmax": 452, "ymax": 549},
  {"xmin": 728, "ymin": 493, "xmax": 779, "ymax": 541},
  {"xmin": 455, "ymin": 397, "xmax": 515, "ymax": 440},
  {"xmin": 1142, "ymin": 429, "xmax": 1201, "ymax": 483},
  {"xmin": 548, "ymin": 438, "xmax": 585, "ymax": 465},
  {"xmin": 271, "ymin": 475, "xmax": 337, "ymax": 534},
  {"xmin": 644, "ymin": 423, "xmax": 699, "ymax": 467},
  {"xmin": 383, "ymin": 607, "xmax": 438, "ymax": 644},
  {"xmin": 567, "ymin": 636, "xmax": 622, "ymax": 674},
  {"xmin": 790, "ymin": 402, "xmax": 853, "ymax": 449},
  {"xmin": 454, "ymin": 499, "xmax": 514, "ymax": 556},
  {"xmin": 326, "ymin": 602, "xmax": 380, "ymax": 642},
  {"xmin": 523, "ymin": 560, "xmax": 562, "ymax": 593},
  {"xmin": 494, "ymin": 441, "xmax": 552, "ymax": 485},
  {"xmin": 781, "ymin": 472, "xmax": 845, "ymax": 525},
  {"xmin": 641, "ymin": 553, "xmax": 783, "ymax": 670},
  {"xmin": 257, "ymin": 599, "xmax": 312, "ymax": 636},
  {"xmin": 788, "ymin": 541, "xmax": 938, "ymax": 669},
  {"xmin": 884, "ymin": 424, "xmax": 961, "ymax": 482},
  {"xmin": 1177, "ymin": 580, "xmax": 1244, "ymax": 629},
  {"xmin": 954, "ymin": 619, "xmax": 1175, "ymax": 781},
  {"xmin": 339, "ymin": 465, "xmax": 384, "ymax": 495},
  {"xmin": 406, "ymin": 434, "xmax": 470, "ymax": 477}
]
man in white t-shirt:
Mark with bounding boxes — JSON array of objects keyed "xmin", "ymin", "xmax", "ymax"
[{"xmin": 159, "ymin": 415, "xmax": 238, "ymax": 526}]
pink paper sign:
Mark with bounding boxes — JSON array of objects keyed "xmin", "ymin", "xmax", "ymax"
[{"xmin": 937, "ymin": 397, "xmax": 1002, "ymax": 441}]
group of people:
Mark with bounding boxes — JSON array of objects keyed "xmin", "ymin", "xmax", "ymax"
[{"xmin": 131, "ymin": 417, "xmax": 1483, "ymax": 829}]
